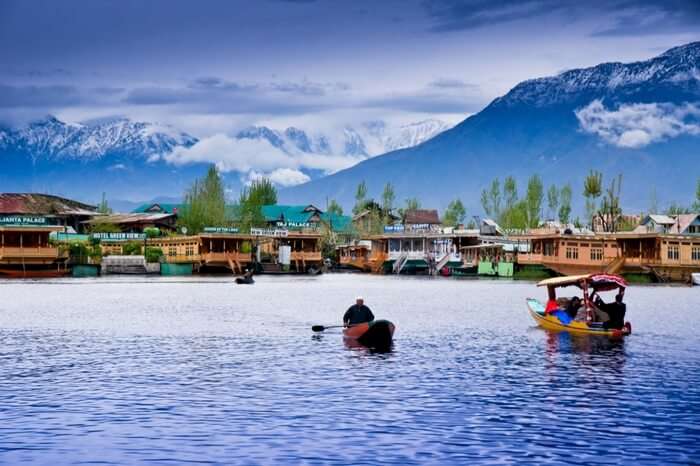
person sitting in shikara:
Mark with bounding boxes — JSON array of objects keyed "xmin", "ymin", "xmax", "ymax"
[
  {"xmin": 343, "ymin": 296, "xmax": 375, "ymax": 326},
  {"xmin": 565, "ymin": 296, "xmax": 582, "ymax": 319},
  {"xmin": 600, "ymin": 293, "xmax": 626, "ymax": 330}
]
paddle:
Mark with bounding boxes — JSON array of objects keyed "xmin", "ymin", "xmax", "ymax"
[{"xmin": 311, "ymin": 324, "xmax": 355, "ymax": 332}]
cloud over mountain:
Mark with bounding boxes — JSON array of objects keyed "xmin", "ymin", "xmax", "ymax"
[{"xmin": 576, "ymin": 99, "xmax": 700, "ymax": 148}]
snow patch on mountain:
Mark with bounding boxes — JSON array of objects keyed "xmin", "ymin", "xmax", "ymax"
[{"xmin": 1, "ymin": 116, "xmax": 198, "ymax": 160}]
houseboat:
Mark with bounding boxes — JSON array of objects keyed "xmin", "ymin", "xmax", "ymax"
[
  {"xmin": 516, "ymin": 231, "xmax": 700, "ymax": 283},
  {"xmin": 0, "ymin": 224, "xmax": 69, "ymax": 277},
  {"xmin": 199, "ymin": 230, "xmax": 254, "ymax": 274}
]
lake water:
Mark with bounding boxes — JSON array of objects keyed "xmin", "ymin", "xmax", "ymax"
[{"xmin": 1, "ymin": 274, "xmax": 699, "ymax": 465}]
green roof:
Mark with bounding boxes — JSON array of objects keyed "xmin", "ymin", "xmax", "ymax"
[
  {"xmin": 262, "ymin": 205, "xmax": 321, "ymax": 224},
  {"xmin": 321, "ymin": 212, "xmax": 353, "ymax": 233},
  {"xmin": 131, "ymin": 203, "xmax": 184, "ymax": 214}
]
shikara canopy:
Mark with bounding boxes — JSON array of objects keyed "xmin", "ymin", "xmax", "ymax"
[{"xmin": 537, "ymin": 273, "xmax": 627, "ymax": 290}]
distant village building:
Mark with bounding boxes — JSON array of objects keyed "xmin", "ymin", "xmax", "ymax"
[
  {"xmin": 403, "ymin": 209, "xmax": 441, "ymax": 231},
  {"xmin": 634, "ymin": 214, "xmax": 677, "ymax": 234}
]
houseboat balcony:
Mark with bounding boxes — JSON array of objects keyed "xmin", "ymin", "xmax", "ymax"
[
  {"xmin": 517, "ymin": 253, "xmax": 543, "ymax": 265},
  {"xmin": 291, "ymin": 251, "xmax": 322, "ymax": 262},
  {"xmin": 0, "ymin": 246, "xmax": 62, "ymax": 260},
  {"xmin": 162, "ymin": 254, "xmax": 202, "ymax": 264},
  {"xmin": 201, "ymin": 252, "xmax": 253, "ymax": 264}
]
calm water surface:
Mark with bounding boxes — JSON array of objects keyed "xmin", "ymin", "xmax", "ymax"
[{"xmin": 0, "ymin": 274, "xmax": 699, "ymax": 465}]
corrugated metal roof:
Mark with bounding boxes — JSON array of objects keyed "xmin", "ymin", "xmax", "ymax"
[
  {"xmin": 83, "ymin": 213, "xmax": 175, "ymax": 224},
  {"xmin": 0, "ymin": 193, "xmax": 97, "ymax": 215}
]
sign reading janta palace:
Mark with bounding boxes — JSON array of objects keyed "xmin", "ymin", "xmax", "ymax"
[{"xmin": 0, "ymin": 216, "xmax": 49, "ymax": 225}]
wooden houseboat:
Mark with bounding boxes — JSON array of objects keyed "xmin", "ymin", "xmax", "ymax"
[
  {"xmin": 337, "ymin": 241, "xmax": 373, "ymax": 271},
  {"xmin": 199, "ymin": 231, "xmax": 254, "ymax": 273},
  {"xmin": 0, "ymin": 224, "xmax": 69, "ymax": 277},
  {"xmin": 516, "ymin": 232, "xmax": 700, "ymax": 282}
]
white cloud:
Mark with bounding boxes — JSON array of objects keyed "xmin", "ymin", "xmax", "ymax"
[
  {"xmin": 162, "ymin": 132, "xmax": 363, "ymax": 185},
  {"xmin": 246, "ymin": 168, "xmax": 311, "ymax": 187},
  {"xmin": 575, "ymin": 99, "xmax": 700, "ymax": 148}
]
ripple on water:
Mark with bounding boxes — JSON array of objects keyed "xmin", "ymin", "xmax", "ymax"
[{"xmin": 0, "ymin": 275, "xmax": 699, "ymax": 464}]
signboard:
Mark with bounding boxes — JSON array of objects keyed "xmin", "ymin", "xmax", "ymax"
[
  {"xmin": 0, "ymin": 216, "xmax": 49, "ymax": 225},
  {"xmin": 384, "ymin": 224, "xmax": 404, "ymax": 233},
  {"xmin": 203, "ymin": 227, "xmax": 240, "ymax": 233},
  {"xmin": 276, "ymin": 221, "xmax": 314, "ymax": 229},
  {"xmin": 251, "ymin": 228, "xmax": 288, "ymax": 237},
  {"xmin": 91, "ymin": 232, "xmax": 145, "ymax": 241}
]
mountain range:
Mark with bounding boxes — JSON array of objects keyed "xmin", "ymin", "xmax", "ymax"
[
  {"xmin": 281, "ymin": 42, "xmax": 700, "ymax": 214},
  {"xmin": 2, "ymin": 42, "xmax": 699, "ymax": 215},
  {"xmin": 0, "ymin": 116, "xmax": 451, "ymax": 204}
]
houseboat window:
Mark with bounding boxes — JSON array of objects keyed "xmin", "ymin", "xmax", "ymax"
[
  {"xmin": 544, "ymin": 242, "xmax": 555, "ymax": 256},
  {"xmin": 590, "ymin": 248, "xmax": 603, "ymax": 261},
  {"xmin": 692, "ymin": 247, "xmax": 700, "ymax": 262},
  {"xmin": 389, "ymin": 239, "xmax": 401, "ymax": 252},
  {"xmin": 186, "ymin": 245, "xmax": 194, "ymax": 256},
  {"xmin": 667, "ymin": 245, "xmax": 679, "ymax": 261},
  {"xmin": 413, "ymin": 239, "xmax": 423, "ymax": 252},
  {"xmin": 565, "ymin": 247, "xmax": 579, "ymax": 260},
  {"xmin": 169, "ymin": 247, "xmax": 177, "ymax": 257}
]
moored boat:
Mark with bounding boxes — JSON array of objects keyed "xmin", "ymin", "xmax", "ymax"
[
  {"xmin": 343, "ymin": 319, "xmax": 395, "ymax": 348},
  {"xmin": 527, "ymin": 273, "xmax": 632, "ymax": 338},
  {"xmin": 692, "ymin": 273, "xmax": 700, "ymax": 286}
]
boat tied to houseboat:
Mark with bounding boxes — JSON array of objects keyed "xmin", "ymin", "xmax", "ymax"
[{"xmin": 527, "ymin": 273, "xmax": 632, "ymax": 338}]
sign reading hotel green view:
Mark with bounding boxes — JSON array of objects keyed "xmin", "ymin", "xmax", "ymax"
[
  {"xmin": 0, "ymin": 216, "xmax": 49, "ymax": 225},
  {"xmin": 203, "ymin": 227, "xmax": 240, "ymax": 233},
  {"xmin": 91, "ymin": 232, "xmax": 146, "ymax": 241}
]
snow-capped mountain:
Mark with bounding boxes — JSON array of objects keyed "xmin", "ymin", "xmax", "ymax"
[
  {"xmin": 282, "ymin": 42, "xmax": 700, "ymax": 212},
  {"xmin": 235, "ymin": 119, "xmax": 452, "ymax": 158},
  {"xmin": 0, "ymin": 116, "xmax": 198, "ymax": 160}
]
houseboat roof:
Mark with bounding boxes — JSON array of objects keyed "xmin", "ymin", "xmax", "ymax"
[
  {"xmin": 404, "ymin": 209, "xmax": 440, "ymax": 225},
  {"xmin": 0, "ymin": 193, "xmax": 98, "ymax": 216},
  {"xmin": 83, "ymin": 213, "xmax": 175, "ymax": 225},
  {"xmin": 670, "ymin": 213, "xmax": 700, "ymax": 234}
]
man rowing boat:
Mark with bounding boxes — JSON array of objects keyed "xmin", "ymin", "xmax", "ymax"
[{"xmin": 343, "ymin": 296, "xmax": 375, "ymax": 326}]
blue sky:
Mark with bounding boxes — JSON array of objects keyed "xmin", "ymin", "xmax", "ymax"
[{"xmin": 2, "ymin": 0, "xmax": 698, "ymax": 136}]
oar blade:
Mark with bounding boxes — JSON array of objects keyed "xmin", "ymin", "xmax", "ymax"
[{"xmin": 311, "ymin": 325, "xmax": 325, "ymax": 332}]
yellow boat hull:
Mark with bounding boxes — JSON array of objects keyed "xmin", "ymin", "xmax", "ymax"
[{"xmin": 526, "ymin": 298, "xmax": 629, "ymax": 337}]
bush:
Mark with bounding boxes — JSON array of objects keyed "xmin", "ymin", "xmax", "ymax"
[
  {"xmin": 122, "ymin": 241, "xmax": 142, "ymax": 255},
  {"xmin": 145, "ymin": 247, "xmax": 164, "ymax": 263},
  {"xmin": 240, "ymin": 241, "xmax": 252, "ymax": 254}
]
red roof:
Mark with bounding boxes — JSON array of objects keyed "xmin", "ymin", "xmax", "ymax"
[
  {"xmin": 404, "ymin": 209, "xmax": 440, "ymax": 225},
  {"xmin": 0, "ymin": 193, "xmax": 97, "ymax": 215}
]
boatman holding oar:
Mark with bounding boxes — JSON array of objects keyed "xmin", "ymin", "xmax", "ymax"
[{"xmin": 343, "ymin": 296, "xmax": 375, "ymax": 326}]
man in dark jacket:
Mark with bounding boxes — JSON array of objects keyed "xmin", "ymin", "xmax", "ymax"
[
  {"xmin": 602, "ymin": 293, "xmax": 627, "ymax": 330},
  {"xmin": 343, "ymin": 296, "xmax": 375, "ymax": 326}
]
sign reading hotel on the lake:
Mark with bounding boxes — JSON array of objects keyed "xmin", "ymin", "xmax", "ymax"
[
  {"xmin": 0, "ymin": 216, "xmax": 49, "ymax": 226},
  {"xmin": 251, "ymin": 228, "xmax": 288, "ymax": 237},
  {"xmin": 91, "ymin": 232, "xmax": 146, "ymax": 241},
  {"xmin": 203, "ymin": 227, "xmax": 240, "ymax": 233}
]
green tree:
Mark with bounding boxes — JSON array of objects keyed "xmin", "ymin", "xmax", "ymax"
[
  {"xmin": 525, "ymin": 174, "xmax": 544, "ymax": 228},
  {"xmin": 327, "ymin": 199, "xmax": 343, "ymax": 216},
  {"xmin": 88, "ymin": 222, "xmax": 121, "ymax": 234},
  {"xmin": 558, "ymin": 184, "xmax": 572, "ymax": 224},
  {"xmin": 503, "ymin": 176, "xmax": 518, "ymax": 212},
  {"xmin": 178, "ymin": 165, "xmax": 229, "ymax": 234},
  {"xmin": 546, "ymin": 185, "xmax": 559, "ymax": 221},
  {"xmin": 98, "ymin": 192, "xmax": 111, "ymax": 214},
  {"xmin": 596, "ymin": 174, "xmax": 623, "ymax": 232},
  {"xmin": 353, "ymin": 181, "xmax": 368, "ymax": 215},
  {"xmin": 480, "ymin": 179, "xmax": 501, "ymax": 219},
  {"xmin": 381, "ymin": 182, "xmax": 395, "ymax": 212},
  {"xmin": 583, "ymin": 170, "xmax": 603, "ymax": 228},
  {"xmin": 649, "ymin": 186, "xmax": 659, "ymax": 214},
  {"xmin": 443, "ymin": 199, "xmax": 466, "ymax": 227},
  {"xmin": 238, "ymin": 177, "xmax": 278, "ymax": 232}
]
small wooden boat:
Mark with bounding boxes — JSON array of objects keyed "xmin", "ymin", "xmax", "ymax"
[
  {"xmin": 527, "ymin": 273, "xmax": 631, "ymax": 338},
  {"xmin": 343, "ymin": 319, "xmax": 395, "ymax": 348},
  {"xmin": 692, "ymin": 273, "xmax": 700, "ymax": 286},
  {"xmin": 235, "ymin": 276, "xmax": 254, "ymax": 285}
]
